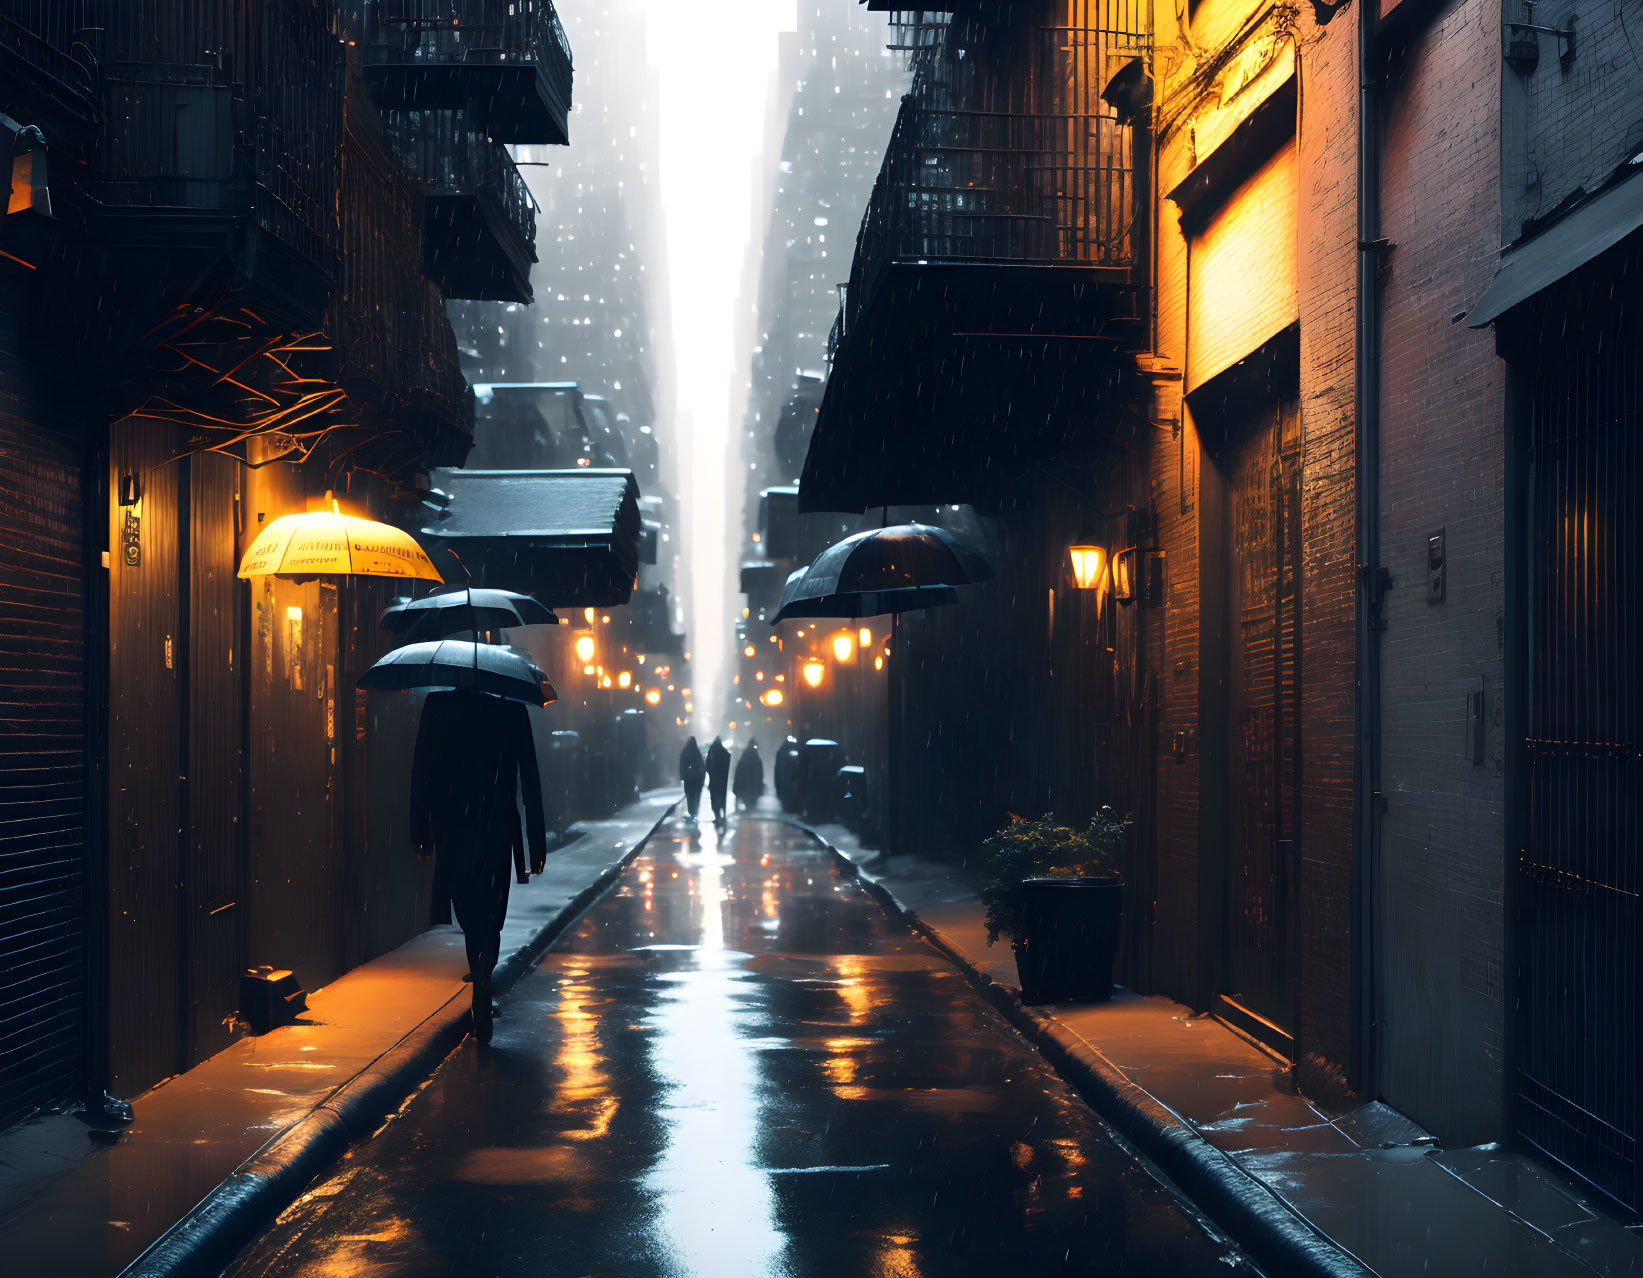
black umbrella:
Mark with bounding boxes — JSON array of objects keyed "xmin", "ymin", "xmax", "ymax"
[
  {"xmin": 358, "ymin": 639, "xmax": 558, "ymax": 707},
  {"xmin": 771, "ymin": 523, "xmax": 988, "ymax": 624},
  {"xmin": 380, "ymin": 587, "xmax": 559, "ymax": 641},
  {"xmin": 772, "ymin": 568, "xmax": 957, "ymax": 624}
]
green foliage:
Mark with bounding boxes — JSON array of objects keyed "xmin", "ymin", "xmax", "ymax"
[{"xmin": 979, "ymin": 809, "xmax": 1129, "ymax": 946}]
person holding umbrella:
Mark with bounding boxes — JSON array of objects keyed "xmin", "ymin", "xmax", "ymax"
[
  {"xmin": 409, "ymin": 687, "xmax": 547, "ymax": 1043},
  {"xmin": 706, "ymin": 736, "xmax": 732, "ymax": 826},
  {"xmin": 733, "ymin": 740, "xmax": 765, "ymax": 811},
  {"xmin": 679, "ymin": 736, "xmax": 706, "ymax": 820}
]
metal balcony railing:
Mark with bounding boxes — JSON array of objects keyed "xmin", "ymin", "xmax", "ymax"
[
  {"xmin": 357, "ymin": 0, "xmax": 572, "ymax": 70},
  {"xmin": 842, "ymin": 1, "xmax": 1145, "ymax": 336},
  {"xmin": 384, "ymin": 110, "xmax": 538, "ymax": 252},
  {"xmin": 94, "ymin": 62, "xmax": 341, "ymax": 280},
  {"xmin": 884, "ymin": 10, "xmax": 950, "ymax": 68}
]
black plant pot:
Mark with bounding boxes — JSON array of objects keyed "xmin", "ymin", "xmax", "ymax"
[{"xmin": 1013, "ymin": 877, "xmax": 1123, "ymax": 1004}]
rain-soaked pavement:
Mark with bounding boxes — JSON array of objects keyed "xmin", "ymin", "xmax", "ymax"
[{"xmin": 228, "ymin": 817, "xmax": 1256, "ymax": 1276}]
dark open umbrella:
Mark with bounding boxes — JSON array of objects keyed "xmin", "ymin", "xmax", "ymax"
[
  {"xmin": 772, "ymin": 568, "xmax": 957, "ymax": 624},
  {"xmin": 771, "ymin": 523, "xmax": 988, "ymax": 623},
  {"xmin": 380, "ymin": 587, "xmax": 559, "ymax": 642},
  {"xmin": 773, "ymin": 523, "xmax": 990, "ymax": 860},
  {"xmin": 358, "ymin": 639, "xmax": 558, "ymax": 707}
]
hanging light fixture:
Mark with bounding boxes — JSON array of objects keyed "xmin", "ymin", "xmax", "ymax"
[{"xmin": 1068, "ymin": 543, "xmax": 1108, "ymax": 591}]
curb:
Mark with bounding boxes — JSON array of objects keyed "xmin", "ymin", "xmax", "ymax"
[
  {"xmin": 796, "ymin": 820, "xmax": 1375, "ymax": 1278},
  {"xmin": 121, "ymin": 801, "xmax": 677, "ymax": 1278}
]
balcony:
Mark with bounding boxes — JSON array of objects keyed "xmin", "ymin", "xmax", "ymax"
[
  {"xmin": 800, "ymin": 1, "xmax": 1149, "ymax": 513},
  {"xmin": 386, "ymin": 110, "xmax": 538, "ymax": 303},
  {"xmin": 72, "ymin": 60, "xmax": 343, "ymax": 353},
  {"xmin": 358, "ymin": 0, "xmax": 574, "ymax": 146}
]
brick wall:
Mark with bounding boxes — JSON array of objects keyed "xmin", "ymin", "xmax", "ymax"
[
  {"xmin": 1375, "ymin": 0, "xmax": 1507, "ymax": 1144},
  {"xmin": 1293, "ymin": 0, "xmax": 1360, "ymax": 1096},
  {"xmin": 1146, "ymin": 0, "xmax": 1360, "ymax": 1087}
]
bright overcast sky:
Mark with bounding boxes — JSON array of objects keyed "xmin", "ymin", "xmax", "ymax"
[{"xmin": 642, "ymin": 0, "xmax": 795, "ymax": 734}]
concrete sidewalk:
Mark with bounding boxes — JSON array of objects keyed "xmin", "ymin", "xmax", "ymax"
[
  {"xmin": 0, "ymin": 791, "xmax": 677, "ymax": 1278},
  {"xmin": 795, "ymin": 816, "xmax": 1643, "ymax": 1278}
]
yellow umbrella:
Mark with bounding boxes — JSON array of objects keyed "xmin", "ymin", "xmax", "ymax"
[{"xmin": 238, "ymin": 511, "xmax": 443, "ymax": 582}]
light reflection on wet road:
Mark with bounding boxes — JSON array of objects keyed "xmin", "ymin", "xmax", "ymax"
[{"xmin": 228, "ymin": 818, "xmax": 1255, "ymax": 1276}]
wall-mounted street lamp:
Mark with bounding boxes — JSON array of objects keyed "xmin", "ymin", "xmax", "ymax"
[{"xmin": 1068, "ymin": 543, "xmax": 1108, "ymax": 592}]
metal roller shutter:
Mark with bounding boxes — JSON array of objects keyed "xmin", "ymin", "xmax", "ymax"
[{"xmin": 0, "ymin": 366, "xmax": 86, "ymax": 1128}]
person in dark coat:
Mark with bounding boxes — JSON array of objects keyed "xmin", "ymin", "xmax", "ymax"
[
  {"xmin": 679, "ymin": 736, "xmax": 705, "ymax": 819},
  {"xmin": 773, "ymin": 735, "xmax": 800, "ymax": 811},
  {"xmin": 733, "ymin": 740, "xmax": 765, "ymax": 811},
  {"xmin": 705, "ymin": 736, "xmax": 732, "ymax": 825},
  {"xmin": 412, "ymin": 689, "xmax": 546, "ymax": 1043}
]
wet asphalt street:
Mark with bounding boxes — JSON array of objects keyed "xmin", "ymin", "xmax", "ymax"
[{"xmin": 228, "ymin": 817, "xmax": 1255, "ymax": 1277}]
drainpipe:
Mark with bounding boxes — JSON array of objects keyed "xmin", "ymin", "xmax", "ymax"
[{"xmin": 1351, "ymin": 0, "xmax": 1386, "ymax": 1098}]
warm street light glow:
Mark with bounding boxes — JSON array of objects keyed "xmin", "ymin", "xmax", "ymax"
[
  {"xmin": 802, "ymin": 661, "xmax": 826, "ymax": 688},
  {"xmin": 583, "ymin": 664, "xmax": 596, "ymax": 676},
  {"xmin": 575, "ymin": 633, "xmax": 596, "ymax": 663},
  {"xmin": 600, "ymin": 674, "xmax": 613, "ymax": 688},
  {"xmin": 858, "ymin": 627, "xmax": 872, "ymax": 647},
  {"xmin": 617, "ymin": 671, "xmax": 632, "ymax": 689},
  {"xmin": 645, "ymin": 688, "xmax": 662, "ymax": 705},
  {"xmin": 1069, "ymin": 544, "xmax": 1107, "ymax": 591},
  {"xmin": 874, "ymin": 656, "xmax": 884, "ymax": 671},
  {"xmin": 761, "ymin": 689, "xmax": 785, "ymax": 707},
  {"xmin": 584, "ymin": 607, "xmax": 596, "ymax": 623},
  {"xmin": 743, "ymin": 644, "xmax": 756, "ymax": 657},
  {"xmin": 831, "ymin": 632, "xmax": 854, "ymax": 662}
]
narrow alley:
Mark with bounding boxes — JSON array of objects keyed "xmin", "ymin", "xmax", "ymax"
[{"xmin": 225, "ymin": 816, "xmax": 1253, "ymax": 1277}]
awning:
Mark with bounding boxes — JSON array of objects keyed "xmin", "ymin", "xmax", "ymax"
[
  {"xmin": 421, "ymin": 468, "xmax": 642, "ymax": 607},
  {"xmin": 1469, "ymin": 167, "xmax": 1643, "ymax": 328}
]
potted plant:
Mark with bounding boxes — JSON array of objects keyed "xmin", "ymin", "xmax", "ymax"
[{"xmin": 980, "ymin": 809, "xmax": 1129, "ymax": 1004}]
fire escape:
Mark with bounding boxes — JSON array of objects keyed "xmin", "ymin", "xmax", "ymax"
[
  {"xmin": 801, "ymin": 0, "xmax": 1151, "ymax": 513},
  {"xmin": 360, "ymin": 0, "xmax": 573, "ymax": 305}
]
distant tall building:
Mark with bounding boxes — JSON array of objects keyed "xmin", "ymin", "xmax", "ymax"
[
  {"xmin": 738, "ymin": 4, "xmax": 908, "ymax": 527},
  {"xmin": 449, "ymin": 0, "xmax": 671, "ymax": 493}
]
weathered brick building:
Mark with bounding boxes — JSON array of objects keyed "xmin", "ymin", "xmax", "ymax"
[
  {"xmin": 795, "ymin": 0, "xmax": 1643, "ymax": 1211},
  {"xmin": 0, "ymin": 0, "xmax": 568, "ymax": 1128}
]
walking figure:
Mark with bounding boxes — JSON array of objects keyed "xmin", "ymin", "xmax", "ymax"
[
  {"xmin": 733, "ymin": 740, "xmax": 765, "ymax": 811},
  {"xmin": 706, "ymin": 736, "xmax": 732, "ymax": 826},
  {"xmin": 679, "ymin": 736, "xmax": 705, "ymax": 820},
  {"xmin": 412, "ymin": 689, "xmax": 546, "ymax": 1043}
]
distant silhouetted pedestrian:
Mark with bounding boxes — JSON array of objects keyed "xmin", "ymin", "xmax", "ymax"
[
  {"xmin": 733, "ymin": 740, "xmax": 765, "ymax": 810},
  {"xmin": 679, "ymin": 736, "xmax": 705, "ymax": 819},
  {"xmin": 706, "ymin": 736, "xmax": 732, "ymax": 825},
  {"xmin": 412, "ymin": 690, "xmax": 546, "ymax": 1044},
  {"xmin": 774, "ymin": 735, "xmax": 800, "ymax": 811}
]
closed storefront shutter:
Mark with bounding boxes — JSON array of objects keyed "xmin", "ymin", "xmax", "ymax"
[
  {"xmin": 0, "ymin": 354, "xmax": 86, "ymax": 1127},
  {"xmin": 1187, "ymin": 138, "xmax": 1299, "ymax": 393}
]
